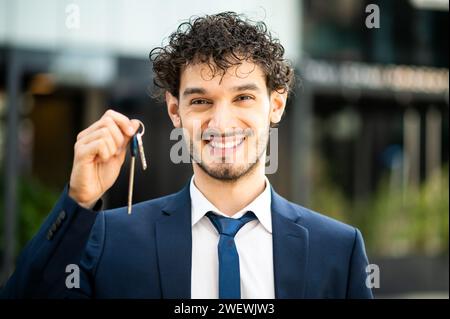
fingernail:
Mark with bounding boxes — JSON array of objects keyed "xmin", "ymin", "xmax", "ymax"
[{"xmin": 128, "ymin": 126, "xmax": 134, "ymax": 135}]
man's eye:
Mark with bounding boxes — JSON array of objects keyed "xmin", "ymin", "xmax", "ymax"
[
  {"xmin": 235, "ymin": 95, "xmax": 253, "ymax": 102},
  {"xmin": 191, "ymin": 99, "xmax": 211, "ymax": 105}
]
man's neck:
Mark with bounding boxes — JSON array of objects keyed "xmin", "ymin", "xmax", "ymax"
[{"xmin": 192, "ymin": 163, "xmax": 266, "ymax": 217}]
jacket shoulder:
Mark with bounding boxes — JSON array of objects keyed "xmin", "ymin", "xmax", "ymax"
[
  {"xmin": 274, "ymin": 193, "xmax": 357, "ymax": 243},
  {"xmin": 299, "ymin": 203, "xmax": 355, "ymax": 238}
]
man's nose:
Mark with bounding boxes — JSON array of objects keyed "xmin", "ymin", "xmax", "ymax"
[{"xmin": 208, "ymin": 102, "xmax": 238, "ymax": 131}]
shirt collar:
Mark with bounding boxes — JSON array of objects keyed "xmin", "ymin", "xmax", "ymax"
[{"xmin": 190, "ymin": 175, "xmax": 272, "ymax": 233}]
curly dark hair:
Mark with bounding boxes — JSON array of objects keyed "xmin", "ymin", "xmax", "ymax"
[{"xmin": 149, "ymin": 12, "xmax": 295, "ymax": 101}]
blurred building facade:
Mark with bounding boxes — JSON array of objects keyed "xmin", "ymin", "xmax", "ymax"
[{"xmin": 299, "ymin": 0, "xmax": 449, "ymax": 297}]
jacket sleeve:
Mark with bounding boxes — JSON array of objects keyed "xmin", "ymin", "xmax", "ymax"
[
  {"xmin": 0, "ymin": 185, "xmax": 100, "ymax": 298},
  {"xmin": 346, "ymin": 228, "xmax": 374, "ymax": 299}
]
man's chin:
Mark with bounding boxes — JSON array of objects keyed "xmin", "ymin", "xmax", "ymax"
[{"xmin": 196, "ymin": 160, "xmax": 259, "ymax": 182}]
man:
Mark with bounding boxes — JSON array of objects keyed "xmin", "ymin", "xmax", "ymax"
[{"xmin": 1, "ymin": 12, "xmax": 373, "ymax": 299}]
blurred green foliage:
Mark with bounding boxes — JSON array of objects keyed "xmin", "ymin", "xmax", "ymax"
[
  {"xmin": 311, "ymin": 165, "xmax": 449, "ymax": 257},
  {"xmin": 362, "ymin": 168, "xmax": 449, "ymax": 256},
  {"xmin": 0, "ymin": 174, "xmax": 59, "ymax": 254}
]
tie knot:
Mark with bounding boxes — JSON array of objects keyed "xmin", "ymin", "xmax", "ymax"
[{"xmin": 206, "ymin": 211, "xmax": 257, "ymax": 237}]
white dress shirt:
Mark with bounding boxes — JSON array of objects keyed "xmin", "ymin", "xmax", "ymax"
[{"xmin": 190, "ymin": 175, "xmax": 275, "ymax": 299}]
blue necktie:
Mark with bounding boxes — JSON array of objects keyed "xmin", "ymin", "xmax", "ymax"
[{"xmin": 206, "ymin": 211, "xmax": 257, "ymax": 299}]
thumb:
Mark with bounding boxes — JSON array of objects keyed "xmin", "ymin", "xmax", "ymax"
[
  {"xmin": 130, "ymin": 119, "xmax": 142, "ymax": 135},
  {"xmin": 119, "ymin": 119, "xmax": 142, "ymax": 156},
  {"xmin": 122, "ymin": 119, "xmax": 141, "ymax": 146}
]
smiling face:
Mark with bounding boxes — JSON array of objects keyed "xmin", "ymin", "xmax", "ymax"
[{"xmin": 166, "ymin": 60, "xmax": 287, "ymax": 182}]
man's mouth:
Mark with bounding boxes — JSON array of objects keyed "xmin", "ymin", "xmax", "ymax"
[
  {"xmin": 203, "ymin": 135, "xmax": 247, "ymax": 157},
  {"xmin": 207, "ymin": 136, "xmax": 246, "ymax": 149}
]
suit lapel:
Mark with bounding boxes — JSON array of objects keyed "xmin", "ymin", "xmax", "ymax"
[
  {"xmin": 155, "ymin": 183, "xmax": 192, "ymax": 298},
  {"xmin": 271, "ymin": 189, "xmax": 309, "ymax": 298}
]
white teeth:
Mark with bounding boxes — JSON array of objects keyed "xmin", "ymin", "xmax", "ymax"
[{"xmin": 210, "ymin": 137, "xmax": 244, "ymax": 149}]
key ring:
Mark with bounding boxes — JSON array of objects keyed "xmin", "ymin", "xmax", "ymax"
[{"xmin": 136, "ymin": 119, "xmax": 145, "ymax": 136}]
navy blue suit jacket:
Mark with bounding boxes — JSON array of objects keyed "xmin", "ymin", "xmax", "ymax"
[{"xmin": 1, "ymin": 182, "xmax": 373, "ymax": 299}]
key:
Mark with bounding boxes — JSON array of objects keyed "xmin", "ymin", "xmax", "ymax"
[
  {"xmin": 127, "ymin": 135, "xmax": 138, "ymax": 215},
  {"xmin": 127, "ymin": 120, "xmax": 147, "ymax": 215}
]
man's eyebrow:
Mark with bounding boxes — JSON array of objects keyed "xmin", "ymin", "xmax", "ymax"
[
  {"xmin": 231, "ymin": 83, "xmax": 261, "ymax": 92},
  {"xmin": 182, "ymin": 83, "xmax": 261, "ymax": 97},
  {"xmin": 182, "ymin": 87, "xmax": 207, "ymax": 97}
]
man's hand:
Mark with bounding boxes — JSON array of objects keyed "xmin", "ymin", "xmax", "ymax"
[{"xmin": 68, "ymin": 109, "xmax": 140, "ymax": 209}]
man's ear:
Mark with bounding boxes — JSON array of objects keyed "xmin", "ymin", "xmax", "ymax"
[
  {"xmin": 166, "ymin": 91, "xmax": 181, "ymax": 128},
  {"xmin": 270, "ymin": 90, "xmax": 288, "ymax": 124}
]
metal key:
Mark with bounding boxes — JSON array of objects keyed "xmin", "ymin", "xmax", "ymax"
[
  {"xmin": 136, "ymin": 125, "xmax": 147, "ymax": 170},
  {"xmin": 127, "ymin": 135, "xmax": 138, "ymax": 214},
  {"xmin": 127, "ymin": 120, "xmax": 147, "ymax": 214}
]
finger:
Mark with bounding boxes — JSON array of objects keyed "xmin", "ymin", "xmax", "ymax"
[
  {"xmin": 77, "ymin": 139, "xmax": 111, "ymax": 162},
  {"xmin": 79, "ymin": 121, "xmax": 125, "ymax": 155},
  {"xmin": 130, "ymin": 119, "xmax": 141, "ymax": 134},
  {"xmin": 99, "ymin": 131, "xmax": 117, "ymax": 157},
  {"xmin": 102, "ymin": 109, "xmax": 136, "ymax": 136},
  {"xmin": 77, "ymin": 119, "xmax": 103, "ymax": 141},
  {"xmin": 78, "ymin": 128, "xmax": 118, "ymax": 155},
  {"xmin": 78, "ymin": 121, "xmax": 126, "ymax": 156},
  {"xmin": 103, "ymin": 117, "xmax": 126, "ymax": 150},
  {"xmin": 77, "ymin": 109, "xmax": 135, "ymax": 141},
  {"xmin": 118, "ymin": 119, "xmax": 142, "ymax": 153}
]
